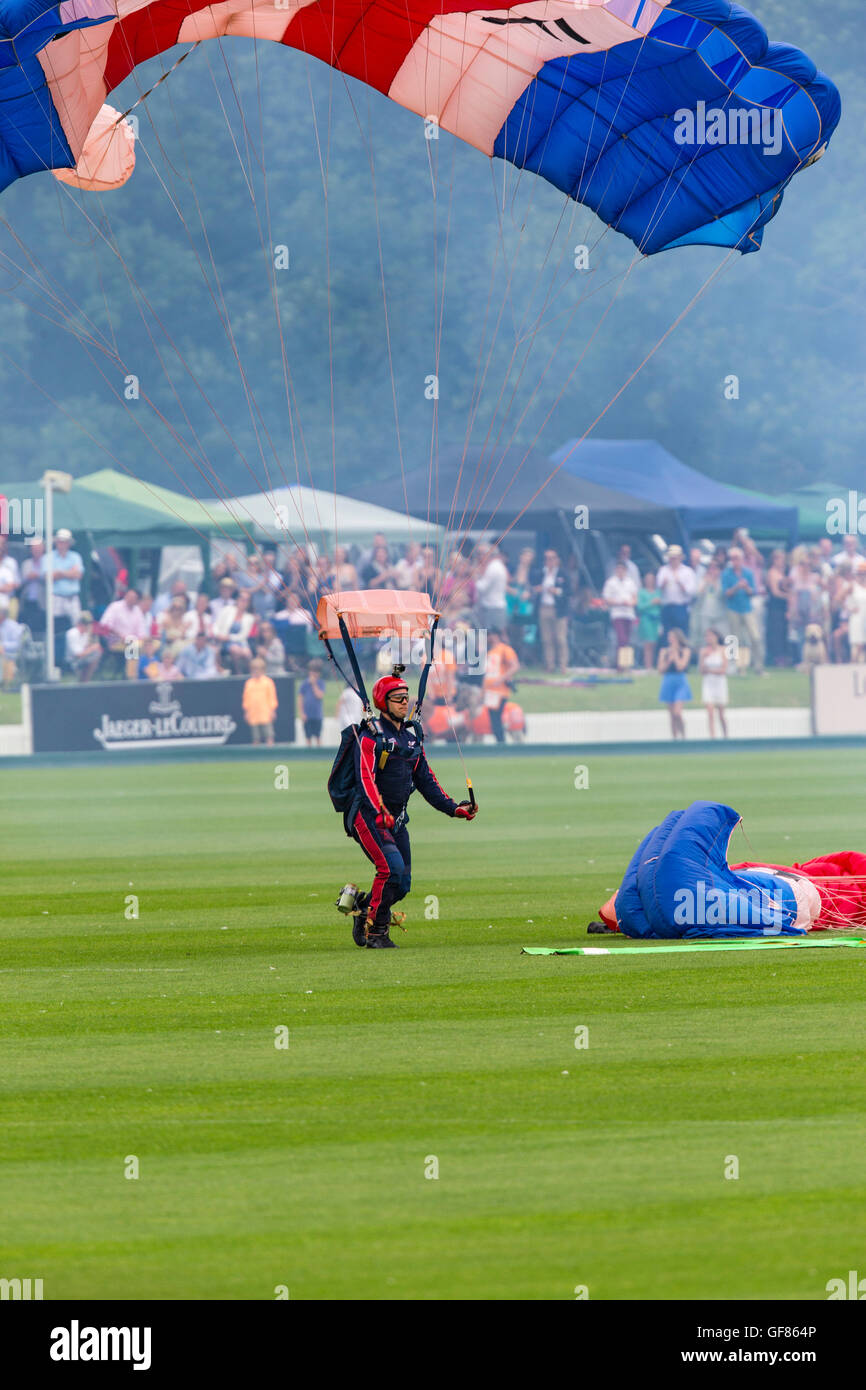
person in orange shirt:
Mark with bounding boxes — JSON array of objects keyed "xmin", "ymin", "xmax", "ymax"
[
  {"xmin": 483, "ymin": 628, "xmax": 519, "ymax": 743},
  {"xmin": 243, "ymin": 656, "xmax": 279, "ymax": 746},
  {"xmin": 425, "ymin": 645, "xmax": 458, "ymax": 705}
]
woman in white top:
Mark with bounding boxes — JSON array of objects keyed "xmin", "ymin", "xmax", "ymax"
[
  {"xmin": 699, "ymin": 627, "xmax": 729, "ymax": 738},
  {"xmin": 846, "ymin": 570, "xmax": 866, "ymax": 661}
]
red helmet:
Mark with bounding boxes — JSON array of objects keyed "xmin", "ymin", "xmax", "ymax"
[{"xmin": 372, "ymin": 675, "xmax": 410, "ymax": 713}]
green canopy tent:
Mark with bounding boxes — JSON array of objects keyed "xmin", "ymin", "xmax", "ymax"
[
  {"xmin": 75, "ymin": 468, "xmax": 260, "ymax": 591},
  {"xmin": 0, "ymin": 477, "xmax": 196, "ymax": 602},
  {"xmin": 75, "ymin": 468, "xmax": 254, "ymax": 543},
  {"xmin": 737, "ymin": 483, "xmax": 851, "ymax": 543}
]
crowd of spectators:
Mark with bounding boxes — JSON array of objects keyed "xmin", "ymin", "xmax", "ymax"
[
  {"xmin": 1, "ymin": 523, "xmax": 864, "ymax": 692},
  {"xmin": 600, "ymin": 530, "xmax": 866, "ymax": 675}
]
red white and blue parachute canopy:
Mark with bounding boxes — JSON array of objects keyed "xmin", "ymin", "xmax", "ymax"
[
  {"xmin": 0, "ymin": 0, "xmax": 841, "ymax": 254},
  {"xmin": 316, "ymin": 589, "xmax": 439, "ymax": 641}
]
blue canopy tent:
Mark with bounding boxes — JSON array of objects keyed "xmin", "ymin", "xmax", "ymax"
[{"xmin": 548, "ymin": 440, "xmax": 799, "ymax": 545}]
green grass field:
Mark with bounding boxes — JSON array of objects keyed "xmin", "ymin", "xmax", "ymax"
[{"xmin": 2, "ymin": 748, "xmax": 864, "ymax": 1300}]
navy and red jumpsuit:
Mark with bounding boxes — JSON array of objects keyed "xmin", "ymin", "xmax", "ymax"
[{"xmin": 350, "ymin": 716, "xmax": 458, "ymax": 929}]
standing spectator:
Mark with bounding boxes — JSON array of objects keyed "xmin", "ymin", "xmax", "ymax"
[
  {"xmin": 214, "ymin": 589, "xmax": 256, "ymax": 674},
  {"xmin": 18, "ymin": 538, "xmax": 46, "ymax": 635},
  {"xmin": 101, "ymin": 588, "xmax": 148, "ymax": 679},
  {"xmin": 43, "ymin": 527, "xmax": 83, "ymax": 655},
  {"xmin": 846, "ymin": 566, "xmax": 866, "ymax": 663},
  {"xmin": 615, "ymin": 544, "xmax": 641, "ymax": 589},
  {"xmin": 262, "ymin": 549, "xmax": 284, "ymax": 605},
  {"xmin": 602, "ymin": 560, "xmax": 638, "ymax": 659},
  {"xmin": 243, "ymin": 657, "xmax": 279, "ymax": 746},
  {"xmin": 138, "ymin": 593, "xmax": 159, "ymax": 640},
  {"xmin": 0, "ymin": 598, "xmax": 24, "ymax": 688},
  {"xmin": 636, "ymin": 571, "xmax": 662, "ymax": 670},
  {"xmin": 721, "ymin": 546, "xmax": 763, "ymax": 674},
  {"xmin": 506, "ymin": 547, "xmax": 536, "ymax": 660},
  {"xmin": 832, "ymin": 534, "xmax": 865, "ymax": 571},
  {"xmin": 787, "ymin": 557, "xmax": 823, "ymax": 663},
  {"xmin": 299, "ymin": 659, "xmax": 325, "ymax": 746},
  {"xmin": 658, "ymin": 629, "xmax": 692, "ymax": 740},
  {"xmin": 241, "ymin": 554, "xmax": 278, "ymax": 622},
  {"xmin": 392, "ymin": 541, "xmax": 422, "ymax": 590},
  {"xmin": 159, "ymin": 593, "xmax": 196, "ymax": 658},
  {"xmin": 256, "ymin": 620, "xmax": 286, "ymax": 675},
  {"xmin": 330, "ymin": 546, "xmax": 358, "ymax": 591},
  {"xmin": 765, "ymin": 549, "xmax": 791, "ymax": 667},
  {"xmin": 689, "ymin": 560, "xmax": 726, "ymax": 650},
  {"xmin": 336, "ymin": 684, "xmax": 364, "ymax": 730},
  {"xmin": 152, "ymin": 580, "xmax": 190, "ymax": 619},
  {"xmin": 65, "ymin": 610, "xmax": 102, "ymax": 683},
  {"xmin": 211, "ymin": 575, "xmax": 238, "ymax": 621},
  {"xmin": 532, "ymin": 548, "xmax": 570, "ymax": 675},
  {"xmin": 829, "ymin": 563, "xmax": 854, "ymax": 664},
  {"xmin": 357, "ymin": 532, "xmax": 390, "ymax": 575},
  {"xmin": 177, "ymin": 631, "xmax": 218, "ymax": 680},
  {"xmin": 362, "ymin": 543, "xmax": 397, "ymax": 589},
  {"xmin": 699, "ymin": 628, "xmax": 729, "ymax": 739},
  {"xmin": 475, "ymin": 545, "xmax": 510, "ymax": 635},
  {"xmin": 440, "ymin": 552, "xmax": 476, "ymax": 623},
  {"xmin": 656, "ymin": 545, "xmax": 697, "ymax": 638},
  {"xmin": 189, "ymin": 591, "xmax": 214, "ymax": 639},
  {"xmin": 0, "ymin": 536, "xmax": 21, "ymax": 613},
  {"xmin": 482, "ymin": 629, "xmax": 519, "ymax": 743}
]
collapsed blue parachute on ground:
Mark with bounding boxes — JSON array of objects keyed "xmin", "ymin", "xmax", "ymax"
[{"xmin": 616, "ymin": 801, "xmax": 806, "ymax": 938}]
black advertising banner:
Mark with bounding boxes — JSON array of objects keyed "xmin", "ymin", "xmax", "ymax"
[{"xmin": 29, "ymin": 676, "xmax": 295, "ymax": 753}]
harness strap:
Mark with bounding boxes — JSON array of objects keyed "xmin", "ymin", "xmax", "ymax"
[{"xmin": 412, "ymin": 616, "xmax": 439, "ymax": 722}]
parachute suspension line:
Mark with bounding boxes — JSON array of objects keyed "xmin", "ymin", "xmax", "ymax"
[
  {"xmin": 337, "ymin": 68, "xmax": 413, "ymax": 537},
  {"xmin": 117, "ymin": 44, "xmax": 202, "ymax": 123},
  {"xmin": 102, "ymin": 33, "xmax": 329, "ymax": 619},
  {"xmin": 436, "ymin": 40, "xmax": 671, "ymax": 571},
  {"xmin": 431, "ymin": 81, "xmax": 640, "ymax": 590},
  {"xmin": 412, "ymin": 616, "xmax": 440, "ymax": 724},
  {"xmin": 337, "ymin": 617, "xmax": 371, "ymax": 711},
  {"xmin": 437, "ymin": 249, "xmax": 644, "ymax": 569},
  {"xmin": 17, "ymin": 39, "xmax": 282, "ymax": 530},
  {"xmin": 444, "ymin": 245, "xmax": 742, "ymax": 616},
  {"xmin": 244, "ymin": 35, "xmax": 330, "ymax": 549},
  {"xmin": 199, "ymin": 32, "xmax": 331, "ymax": 571},
  {"xmin": 113, "ymin": 12, "xmax": 303, "ymax": 526},
  {"xmin": 10, "ymin": 33, "xmax": 327, "ymax": 628},
  {"xmin": 439, "ymin": 64, "xmax": 780, "ymax": 572},
  {"xmin": 0, "ymin": 348, "xmax": 262, "ymax": 558}
]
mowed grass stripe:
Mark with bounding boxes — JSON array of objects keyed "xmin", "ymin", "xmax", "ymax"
[{"xmin": 0, "ymin": 751, "xmax": 864, "ymax": 1297}]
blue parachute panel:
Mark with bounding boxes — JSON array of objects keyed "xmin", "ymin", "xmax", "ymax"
[
  {"xmin": 493, "ymin": 0, "xmax": 841, "ymax": 254},
  {"xmin": 616, "ymin": 801, "xmax": 805, "ymax": 938}
]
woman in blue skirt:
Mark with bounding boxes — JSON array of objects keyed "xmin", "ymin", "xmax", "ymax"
[{"xmin": 657, "ymin": 628, "xmax": 692, "ymax": 739}]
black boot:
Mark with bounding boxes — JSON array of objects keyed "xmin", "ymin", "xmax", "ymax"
[
  {"xmin": 351, "ymin": 893, "xmax": 370, "ymax": 948},
  {"xmin": 366, "ymin": 931, "xmax": 396, "ymax": 948}
]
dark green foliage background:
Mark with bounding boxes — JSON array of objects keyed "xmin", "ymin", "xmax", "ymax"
[{"xmin": 0, "ymin": 2, "xmax": 860, "ymax": 499}]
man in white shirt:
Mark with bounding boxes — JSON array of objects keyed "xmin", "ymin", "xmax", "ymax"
[
  {"xmin": 65, "ymin": 611, "xmax": 102, "ymax": 682},
  {"xmin": 475, "ymin": 545, "xmax": 509, "ymax": 635},
  {"xmin": 833, "ymin": 534, "xmax": 865, "ymax": 571},
  {"xmin": 656, "ymin": 545, "xmax": 697, "ymax": 636},
  {"xmin": 0, "ymin": 536, "xmax": 21, "ymax": 610},
  {"xmin": 602, "ymin": 561, "xmax": 638, "ymax": 656}
]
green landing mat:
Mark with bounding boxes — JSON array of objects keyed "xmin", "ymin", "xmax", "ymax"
[{"xmin": 522, "ymin": 937, "xmax": 866, "ymax": 956}]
